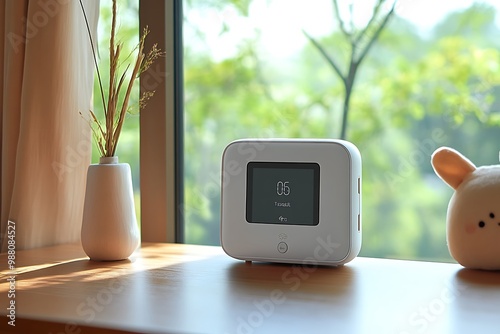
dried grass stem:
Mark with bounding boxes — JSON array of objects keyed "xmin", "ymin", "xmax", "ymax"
[{"xmin": 80, "ymin": 0, "xmax": 164, "ymax": 158}]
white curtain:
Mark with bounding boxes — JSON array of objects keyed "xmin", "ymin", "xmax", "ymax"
[{"xmin": 0, "ymin": 0, "xmax": 99, "ymax": 251}]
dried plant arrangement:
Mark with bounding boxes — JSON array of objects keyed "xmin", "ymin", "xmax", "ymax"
[{"xmin": 79, "ymin": 0, "xmax": 163, "ymax": 157}]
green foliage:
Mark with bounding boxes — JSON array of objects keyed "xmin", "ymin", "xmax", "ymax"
[
  {"xmin": 433, "ymin": 3, "xmax": 499, "ymax": 44},
  {"xmin": 381, "ymin": 37, "xmax": 500, "ymax": 128}
]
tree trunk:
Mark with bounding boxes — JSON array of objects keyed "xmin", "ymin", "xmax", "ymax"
[
  {"xmin": 340, "ymin": 84, "xmax": 352, "ymax": 140},
  {"xmin": 340, "ymin": 62, "xmax": 357, "ymax": 140}
]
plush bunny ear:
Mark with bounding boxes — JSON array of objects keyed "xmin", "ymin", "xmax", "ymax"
[{"xmin": 431, "ymin": 147, "xmax": 476, "ymax": 190}]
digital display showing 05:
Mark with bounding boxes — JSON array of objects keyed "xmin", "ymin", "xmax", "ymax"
[{"xmin": 246, "ymin": 162, "xmax": 320, "ymax": 225}]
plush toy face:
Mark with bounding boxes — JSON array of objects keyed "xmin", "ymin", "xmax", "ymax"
[{"xmin": 432, "ymin": 147, "xmax": 500, "ymax": 270}]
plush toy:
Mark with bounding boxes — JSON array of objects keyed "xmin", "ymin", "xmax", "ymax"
[{"xmin": 431, "ymin": 147, "xmax": 500, "ymax": 270}]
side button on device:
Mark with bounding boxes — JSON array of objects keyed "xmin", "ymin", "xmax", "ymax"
[{"xmin": 277, "ymin": 242, "xmax": 288, "ymax": 253}]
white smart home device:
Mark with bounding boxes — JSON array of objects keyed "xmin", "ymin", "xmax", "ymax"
[{"xmin": 220, "ymin": 139, "xmax": 362, "ymax": 266}]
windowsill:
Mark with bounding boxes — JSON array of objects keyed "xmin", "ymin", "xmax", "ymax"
[{"xmin": 1, "ymin": 243, "xmax": 499, "ymax": 333}]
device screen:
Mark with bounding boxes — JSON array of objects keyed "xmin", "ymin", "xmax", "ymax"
[{"xmin": 246, "ymin": 162, "xmax": 320, "ymax": 225}]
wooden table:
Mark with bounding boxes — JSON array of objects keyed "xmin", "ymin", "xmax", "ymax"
[{"xmin": 1, "ymin": 243, "xmax": 499, "ymax": 334}]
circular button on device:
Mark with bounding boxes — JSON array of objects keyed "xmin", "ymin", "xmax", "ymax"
[{"xmin": 277, "ymin": 242, "xmax": 288, "ymax": 253}]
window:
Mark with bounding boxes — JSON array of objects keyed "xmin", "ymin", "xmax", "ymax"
[{"xmin": 182, "ymin": 0, "xmax": 500, "ymax": 261}]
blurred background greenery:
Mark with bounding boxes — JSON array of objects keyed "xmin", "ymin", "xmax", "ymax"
[{"xmin": 98, "ymin": 0, "xmax": 500, "ymax": 262}]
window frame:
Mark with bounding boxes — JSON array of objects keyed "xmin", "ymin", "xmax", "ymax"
[{"xmin": 139, "ymin": 0, "xmax": 184, "ymax": 243}]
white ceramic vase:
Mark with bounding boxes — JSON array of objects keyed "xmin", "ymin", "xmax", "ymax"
[{"xmin": 81, "ymin": 156, "xmax": 139, "ymax": 261}]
